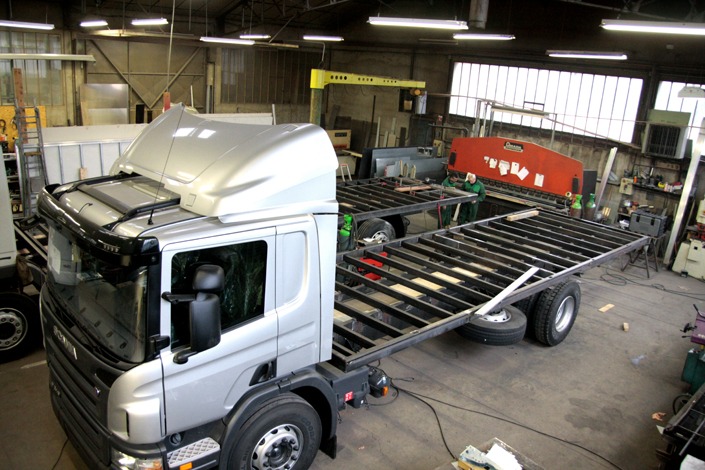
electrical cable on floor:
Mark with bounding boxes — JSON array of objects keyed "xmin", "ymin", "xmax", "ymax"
[
  {"xmin": 597, "ymin": 267, "xmax": 705, "ymax": 301},
  {"xmin": 396, "ymin": 381, "xmax": 457, "ymax": 460},
  {"xmin": 397, "ymin": 384, "xmax": 625, "ymax": 470},
  {"xmin": 366, "ymin": 365, "xmax": 455, "ymax": 459},
  {"xmin": 367, "ymin": 363, "xmax": 624, "ymax": 470},
  {"xmin": 50, "ymin": 438, "xmax": 68, "ymax": 470}
]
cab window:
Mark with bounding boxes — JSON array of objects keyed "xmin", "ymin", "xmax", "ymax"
[{"xmin": 169, "ymin": 240, "xmax": 267, "ymax": 347}]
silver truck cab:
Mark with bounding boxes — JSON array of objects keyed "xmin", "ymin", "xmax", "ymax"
[{"xmin": 39, "ymin": 107, "xmax": 344, "ymax": 469}]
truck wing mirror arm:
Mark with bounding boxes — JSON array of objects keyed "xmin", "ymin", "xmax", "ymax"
[
  {"xmin": 147, "ymin": 335, "xmax": 171, "ymax": 360},
  {"xmin": 162, "ymin": 292, "xmax": 196, "ymax": 304},
  {"xmin": 173, "ymin": 349, "xmax": 197, "ymax": 364}
]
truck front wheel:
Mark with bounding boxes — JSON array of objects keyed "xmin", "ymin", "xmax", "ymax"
[
  {"xmin": 532, "ymin": 280, "xmax": 581, "ymax": 346},
  {"xmin": 227, "ymin": 393, "xmax": 321, "ymax": 470},
  {"xmin": 0, "ymin": 292, "xmax": 39, "ymax": 362}
]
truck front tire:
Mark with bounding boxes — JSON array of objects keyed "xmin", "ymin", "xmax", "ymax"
[
  {"xmin": 0, "ymin": 292, "xmax": 39, "ymax": 362},
  {"xmin": 226, "ymin": 393, "xmax": 321, "ymax": 470}
]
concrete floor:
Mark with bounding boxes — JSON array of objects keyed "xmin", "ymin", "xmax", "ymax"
[{"xmin": 2, "ymin": 214, "xmax": 704, "ymax": 470}]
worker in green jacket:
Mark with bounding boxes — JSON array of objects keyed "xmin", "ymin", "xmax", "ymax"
[
  {"xmin": 458, "ymin": 172, "xmax": 486, "ymax": 224},
  {"xmin": 441, "ymin": 172, "xmax": 460, "ymax": 228}
]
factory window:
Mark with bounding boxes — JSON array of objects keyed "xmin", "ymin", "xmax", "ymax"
[
  {"xmin": 221, "ymin": 49, "xmax": 319, "ymax": 105},
  {"xmin": 0, "ymin": 31, "xmax": 64, "ymax": 106},
  {"xmin": 654, "ymin": 81, "xmax": 705, "ymax": 141},
  {"xmin": 449, "ymin": 62, "xmax": 643, "ymax": 143}
]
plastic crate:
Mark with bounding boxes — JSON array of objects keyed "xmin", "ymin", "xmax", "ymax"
[{"xmin": 629, "ymin": 210, "xmax": 668, "ymax": 237}]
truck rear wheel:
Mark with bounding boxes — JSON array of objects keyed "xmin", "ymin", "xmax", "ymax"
[
  {"xmin": 532, "ymin": 280, "xmax": 580, "ymax": 346},
  {"xmin": 227, "ymin": 393, "xmax": 321, "ymax": 470},
  {"xmin": 0, "ymin": 292, "xmax": 39, "ymax": 362},
  {"xmin": 512, "ymin": 294, "xmax": 538, "ymax": 339},
  {"xmin": 456, "ymin": 306, "xmax": 527, "ymax": 345},
  {"xmin": 357, "ymin": 218, "xmax": 395, "ymax": 244}
]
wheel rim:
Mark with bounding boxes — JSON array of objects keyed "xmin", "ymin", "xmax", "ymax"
[
  {"xmin": 363, "ymin": 230, "xmax": 390, "ymax": 243},
  {"xmin": 555, "ymin": 296, "xmax": 576, "ymax": 332},
  {"xmin": 479, "ymin": 309, "xmax": 511, "ymax": 323},
  {"xmin": 0, "ymin": 308, "xmax": 27, "ymax": 350},
  {"xmin": 251, "ymin": 423, "xmax": 303, "ymax": 470}
]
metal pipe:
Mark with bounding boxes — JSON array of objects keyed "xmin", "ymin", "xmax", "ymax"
[
  {"xmin": 474, "ymin": 266, "xmax": 540, "ymax": 317},
  {"xmin": 469, "ymin": 0, "xmax": 489, "ymax": 29}
]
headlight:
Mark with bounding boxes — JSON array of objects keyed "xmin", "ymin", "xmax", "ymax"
[{"xmin": 111, "ymin": 449, "xmax": 163, "ymax": 470}]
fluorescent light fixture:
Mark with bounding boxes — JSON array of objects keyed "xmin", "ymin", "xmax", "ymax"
[
  {"xmin": 0, "ymin": 19, "xmax": 54, "ymax": 30},
  {"xmin": 303, "ymin": 35, "xmax": 344, "ymax": 41},
  {"xmin": 0, "ymin": 53, "xmax": 95, "ymax": 62},
  {"xmin": 369, "ymin": 16, "xmax": 468, "ymax": 30},
  {"xmin": 254, "ymin": 42, "xmax": 299, "ymax": 49},
  {"xmin": 601, "ymin": 19, "xmax": 705, "ymax": 36},
  {"xmin": 90, "ymin": 29, "xmax": 195, "ymax": 39},
  {"xmin": 419, "ymin": 38, "xmax": 459, "ymax": 45},
  {"xmin": 454, "ymin": 33, "xmax": 515, "ymax": 40},
  {"xmin": 240, "ymin": 34, "xmax": 271, "ymax": 40},
  {"xmin": 131, "ymin": 18, "xmax": 168, "ymax": 26},
  {"xmin": 547, "ymin": 50, "xmax": 627, "ymax": 60},
  {"xmin": 200, "ymin": 36, "xmax": 255, "ymax": 45},
  {"xmin": 678, "ymin": 86, "xmax": 705, "ymax": 98},
  {"xmin": 80, "ymin": 19, "xmax": 108, "ymax": 28}
]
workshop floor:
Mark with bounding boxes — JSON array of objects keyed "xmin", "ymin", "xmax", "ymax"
[{"xmin": 2, "ymin": 213, "xmax": 704, "ymax": 470}]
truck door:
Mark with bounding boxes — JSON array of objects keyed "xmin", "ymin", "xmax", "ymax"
[
  {"xmin": 158, "ymin": 227, "xmax": 277, "ymax": 433},
  {"xmin": 275, "ymin": 216, "xmax": 323, "ymax": 374}
]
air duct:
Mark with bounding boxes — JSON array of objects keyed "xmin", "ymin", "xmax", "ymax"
[{"xmin": 469, "ymin": 0, "xmax": 489, "ymax": 29}]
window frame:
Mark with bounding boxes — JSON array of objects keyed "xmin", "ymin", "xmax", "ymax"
[
  {"xmin": 220, "ymin": 48, "xmax": 319, "ymax": 105},
  {"xmin": 449, "ymin": 61, "xmax": 644, "ymax": 143},
  {"xmin": 161, "ymin": 229, "xmax": 276, "ymax": 350},
  {"xmin": 0, "ymin": 30, "xmax": 64, "ymax": 106},
  {"xmin": 654, "ymin": 80, "xmax": 705, "ymax": 142}
]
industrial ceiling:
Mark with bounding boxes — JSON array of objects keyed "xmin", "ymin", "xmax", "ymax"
[{"xmin": 8, "ymin": 0, "xmax": 705, "ymax": 71}]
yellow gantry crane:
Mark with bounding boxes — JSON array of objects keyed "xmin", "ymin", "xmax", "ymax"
[{"xmin": 309, "ymin": 68, "xmax": 425, "ymax": 126}]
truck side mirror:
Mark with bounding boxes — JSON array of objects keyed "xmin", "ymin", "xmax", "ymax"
[
  {"xmin": 190, "ymin": 292, "xmax": 221, "ymax": 352},
  {"xmin": 174, "ymin": 264, "xmax": 224, "ymax": 364}
]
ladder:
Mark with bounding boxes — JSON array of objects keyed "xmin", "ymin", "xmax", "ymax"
[{"xmin": 14, "ymin": 104, "xmax": 48, "ymax": 217}]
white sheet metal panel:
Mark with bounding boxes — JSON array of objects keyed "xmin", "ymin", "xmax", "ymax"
[
  {"xmin": 42, "ymin": 124, "xmax": 147, "ymax": 184},
  {"xmin": 40, "ymin": 113, "xmax": 275, "ymax": 184},
  {"xmin": 0, "ymin": 164, "xmax": 16, "ymax": 270}
]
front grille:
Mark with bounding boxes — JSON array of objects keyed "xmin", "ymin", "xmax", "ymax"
[
  {"xmin": 43, "ymin": 294, "xmax": 126, "ymax": 467},
  {"xmin": 49, "ymin": 367, "xmax": 111, "ymax": 465}
]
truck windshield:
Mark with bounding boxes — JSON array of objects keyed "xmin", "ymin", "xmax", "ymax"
[{"xmin": 46, "ymin": 228, "xmax": 148, "ymax": 363}]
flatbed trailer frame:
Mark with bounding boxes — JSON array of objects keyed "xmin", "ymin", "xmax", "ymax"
[
  {"xmin": 331, "ymin": 208, "xmax": 649, "ymax": 371},
  {"xmin": 14, "ymin": 219, "xmax": 48, "ymax": 267},
  {"xmin": 336, "ymin": 177, "xmax": 475, "ymax": 224}
]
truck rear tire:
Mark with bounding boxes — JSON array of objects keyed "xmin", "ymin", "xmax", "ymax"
[
  {"xmin": 512, "ymin": 294, "xmax": 538, "ymax": 338},
  {"xmin": 532, "ymin": 280, "xmax": 580, "ymax": 346},
  {"xmin": 226, "ymin": 393, "xmax": 321, "ymax": 470},
  {"xmin": 456, "ymin": 306, "xmax": 527, "ymax": 345},
  {"xmin": 358, "ymin": 218, "xmax": 395, "ymax": 244},
  {"xmin": 0, "ymin": 292, "xmax": 39, "ymax": 362}
]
